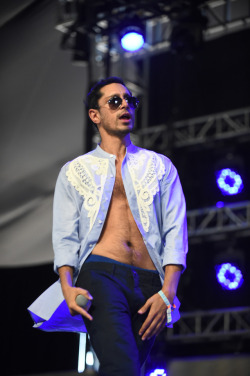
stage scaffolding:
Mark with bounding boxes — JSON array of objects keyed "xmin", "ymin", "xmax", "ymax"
[
  {"xmin": 187, "ymin": 200, "xmax": 250, "ymax": 240},
  {"xmin": 166, "ymin": 306, "xmax": 250, "ymax": 342},
  {"xmin": 133, "ymin": 107, "xmax": 250, "ymax": 152}
]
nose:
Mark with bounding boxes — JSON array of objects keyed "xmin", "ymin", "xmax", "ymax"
[{"xmin": 119, "ymin": 97, "xmax": 129, "ymax": 109}]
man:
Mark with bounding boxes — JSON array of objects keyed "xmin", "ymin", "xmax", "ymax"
[{"xmin": 28, "ymin": 77, "xmax": 188, "ymax": 376}]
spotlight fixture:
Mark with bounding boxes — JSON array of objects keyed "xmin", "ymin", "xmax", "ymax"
[
  {"xmin": 72, "ymin": 32, "xmax": 90, "ymax": 65},
  {"xmin": 169, "ymin": 7, "xmax": 207, "ymax": 55},
  {"xmin": 120, "ymin": 28, "xmax": 145, "ymax": 52},
  {"xmin": 60, "ymin": 30, "xmax": 90, "ymax": 65},
  {"xmin": 216, "ymin": 263, "xmax": 243, "ymax": 290},
  {"xmin": 216, "ymin": 168, "xmax": 243, "ymax": 196},
  {"xmin": 119, "ymin": 17, "xmax": 145, "ymax": 52}
]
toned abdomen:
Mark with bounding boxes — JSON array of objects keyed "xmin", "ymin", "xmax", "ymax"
[{"xmin": 92, "ymin": 169, "xmax": 156, "ymax": 270}]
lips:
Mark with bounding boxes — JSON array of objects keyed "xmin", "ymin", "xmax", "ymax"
[{"xmin": 119, "ymin": 112, "xmax": 131, "ymax": 120}]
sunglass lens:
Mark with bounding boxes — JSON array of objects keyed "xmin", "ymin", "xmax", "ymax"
[
  {"xmin": 109, "ymin": 96, "xmax": 122, "ymax": 110},
  {"xmin": 129, "ymin": 97, "xmax": 139, "ymax": 109},
  {"xmin": 108, "ymin": 96, "xmax": 139, "ymax": 110}
]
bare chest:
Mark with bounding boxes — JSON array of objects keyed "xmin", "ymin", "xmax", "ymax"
[
  {"xmin": 93, "ymin": 160, "xmax": 155, "ymax": 269},
  {"xmin": 112, "ymin": 170, "xmax": 127, "ymax": 199}
]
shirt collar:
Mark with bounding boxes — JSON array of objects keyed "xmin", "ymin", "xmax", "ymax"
[{"xmin": 95, "ymin": 142, "xmax": 138, "ymax": 159}]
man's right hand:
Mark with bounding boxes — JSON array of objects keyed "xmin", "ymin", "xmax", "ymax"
[
  {"xmin": 58, "ymin": 265, "xmax": 93, "ymax": 321},
  {"xmin": 64, "ymin": 285, "xmax": 93, "ymax": 320}
]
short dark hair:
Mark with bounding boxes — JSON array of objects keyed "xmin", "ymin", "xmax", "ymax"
[{"xmin": 85, "ymin": 76, "xmax": 131, "ymax": 110}]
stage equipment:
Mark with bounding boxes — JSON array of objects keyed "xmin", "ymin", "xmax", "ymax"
[
  {"xmin": 120, "ymin": 30, "xmax": 144, "ymax": 52},
  {"xmin": 147, "ymin": 369, "xmax": 167, "ymax": 376},
  {"xmin": 214, "ymin": 247, "xmax": 245, "ymax": 291},
  {"xmin": 216, "ymin": 262, "xmax": 243, "ymax": 290},
  {"xmin": 119, "ymin": 17, "xmax": 145, "ymax": 52},
  {"xmin": 55, "ymin": 0, "xmax": 209, "ymax": 67},
  {"xmin": 60, "ymin": 29, "xmax": 90, "ymax": 65},
  {"xmin": 78, "ymin": 333, "xmax": 99, "ymax": 373},
  {"xmin": 214, "ymin": 154, "xmax": 245, "ymax": 205},
  {"xmin": 78, "ymin": 333, "xmax": 87, "ymax": 372},
  {"xmin": 216, "ymin": 168, "xmax": 243, "ymax": 196},
  {"xmin": 170, "ymin": 6, "xmax": 207, "ymax": 54},
  {"xmin": 86, "ymin": 350, "xmax": 94, "ymax": 366}
]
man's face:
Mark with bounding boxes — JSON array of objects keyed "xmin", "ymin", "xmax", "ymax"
[{"xmin": 94, "ymin": 83, "xmax": 136, "ymax": 136}]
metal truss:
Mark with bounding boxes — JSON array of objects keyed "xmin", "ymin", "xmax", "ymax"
[
  {"xmin": 123, "ymin": 0, "xmax": 250, "ymax": 59},
  {"xmin": 166, "ymin": 306, "xmax": 250, "ymax": 342},
  {"xmin": 173, "ymin": 107, "xmax": 250, "ymax": 148},
  {"xmin": 187, "ymin": 201, "xmax": 250, "ymax": 239},
  {"xmin": 148, "ymin": 0, "xmax": 250, "ymax": 49},
  {"xmin": 132, "ymin": 124, "xmax": 171, "ymax": 154},
  {"xmin": 204, "ymin": 0, "xmax": 250, "ymax": 41},
  {"xmin": 134, "ymin": 107, "xmax": 250, "ymax": 151},
  {"xmin": 56, "ymin": 0, "xmax": 250, "ymax": 65}
]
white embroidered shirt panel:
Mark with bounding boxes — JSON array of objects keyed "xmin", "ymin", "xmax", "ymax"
[
  {"xmin": 66, "ymin": 155, "xmax": 109, "ymax": 232},
  {"xmin": 127, "ymin": 151, "xmax": 165, "ymax": 232}
]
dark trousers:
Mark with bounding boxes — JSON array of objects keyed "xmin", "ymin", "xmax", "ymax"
[{"xmin": 76, "ymin": 257, "xmax": 162, "ymax": 376}]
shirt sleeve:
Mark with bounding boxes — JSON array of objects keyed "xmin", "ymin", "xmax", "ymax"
[
  {"xmin": 52, "ymin": 164, "xmax": 82, "ymax": 276},
  {"xmin": 160, "ymin": 159, "xmax": 188, "ymax": 271}
]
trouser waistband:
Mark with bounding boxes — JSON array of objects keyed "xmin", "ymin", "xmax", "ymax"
[{"xmin": 81, "ymin": 254, "xmax": 161, "ymax": 286}]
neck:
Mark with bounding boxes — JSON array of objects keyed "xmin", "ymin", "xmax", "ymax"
[{"xmin": 100, "ymin": 134, "xmax": 131, "ymax": 160}]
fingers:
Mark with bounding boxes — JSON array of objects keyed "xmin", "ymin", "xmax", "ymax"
[
  {"xmin": 138, "ymin": 298, "xmax": 152, "ymax": 315},
  {"xmin": 66, "ymin": 287, "xmax": 94, "ymax": 321},
  {"xmin": 138, "ymin": 293, "xmax": 168, "ymax": 340},
  {"xmin": 141, "ymin": 315, "xmax": 166, "ymax": 340},
  {"xmin": 75, "ymin": 287, "xmax": 93, "ymax": 301},
  {"xmin": 69, "ymin": 301, "xmax": 93, "ymax": 321},
  {"xmin": 139, "ymin": 312, "xmax": 167, "ymax": 340}
]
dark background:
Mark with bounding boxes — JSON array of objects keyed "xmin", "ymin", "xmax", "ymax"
[{"xmin": 149, "ymin": 29, "xmax": 250, "ymax": 125}]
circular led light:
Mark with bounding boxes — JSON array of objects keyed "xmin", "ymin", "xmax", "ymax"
[
  {"xmin": 121, "ymin": 31, "xmax": 144, "ymax": 52},
  {"xmin": 216, "ymin": 168, "xmax": 243, "ymax": 195},
  {"xmin": 216, "ymin": 263, "xmax": 243, "ymax": 290}
]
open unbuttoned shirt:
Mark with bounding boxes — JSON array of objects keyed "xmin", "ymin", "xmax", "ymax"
[{"xmin": 28, "ymin": 143, "xmax": 188, "ymax": 332}]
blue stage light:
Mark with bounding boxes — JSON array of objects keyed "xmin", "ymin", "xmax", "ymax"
[
  {"xmin": 148, "ymin": 369, "xmax": 167, "ymax": 376},
  {"xmin": 216, "ymin": 201, "xmax": 224, "ymax": 208},
  {"xmin": 216, "ymin": 168, "xmax": 243, "ymax": 195},
  {"xmin": 120, "ymin": 31, "xmax": 144, "ymax": 52},
  {"xmin": 216, "ymin": 263, "xmax": 243, "ymax": 290}
]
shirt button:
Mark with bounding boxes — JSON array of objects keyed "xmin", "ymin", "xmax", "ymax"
[
  {"xmin": 89, "ymin": 244, "xmax": 92, "ymax": 247},
  {"xmin": 98, "ymin": 220, "xmax": 102, "ymax": 224}
]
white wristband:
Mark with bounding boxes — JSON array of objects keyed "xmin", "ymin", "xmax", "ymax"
[{"xmin": 158, "ymin": 290, "xmax": 174, "ymax": 324}]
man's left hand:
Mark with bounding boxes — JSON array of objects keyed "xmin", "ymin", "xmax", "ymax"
[{"xmin": 138, "ymin": 293, "xmax": 169, "ymax": 340}]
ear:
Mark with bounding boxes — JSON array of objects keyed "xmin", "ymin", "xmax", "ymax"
[{"xmin": 89, "ymin": 109, "xmax": 101, "ymax": 125}]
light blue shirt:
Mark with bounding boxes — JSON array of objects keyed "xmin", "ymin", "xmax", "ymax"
[{"xmin": 28, "ymin": 143, "xmax": 188, "ymax": 332}]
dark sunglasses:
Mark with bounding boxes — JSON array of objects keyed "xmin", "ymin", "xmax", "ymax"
[{"xmin": 107, "ymin": 95, "xmax": 139, "ymax": 110}]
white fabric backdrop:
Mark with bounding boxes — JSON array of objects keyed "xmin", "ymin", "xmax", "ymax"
[{"xmin": 0, "ymin": 0, "xmax": 88, "ymax": 266}]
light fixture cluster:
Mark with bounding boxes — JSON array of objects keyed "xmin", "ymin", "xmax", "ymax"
[{"xmin": 56, "ymin": 1, "xmax": 210, "ymax": 63}]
